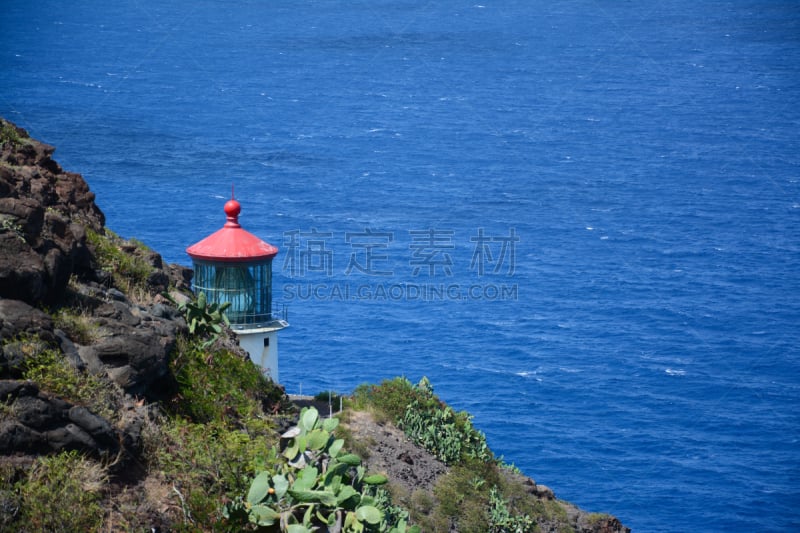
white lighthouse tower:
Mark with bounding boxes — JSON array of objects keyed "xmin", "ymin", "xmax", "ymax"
[{"xmin": 186, "ymin": 193, "xmax": 287, "ymax": 382}]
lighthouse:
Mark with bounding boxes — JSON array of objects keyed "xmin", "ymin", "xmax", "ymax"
[{"xmin": 186, "ymin": 193, "xmax": 288, "ymax": 382}]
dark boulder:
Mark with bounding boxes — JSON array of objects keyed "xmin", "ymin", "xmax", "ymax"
[
  {"xmin": 0, "ymin": 236, "xmax": 47, "ymax": 304},
  {"xmin": 0, "ymin": 300, "xmax": 56, "ymax": 351},
  {"xmin": 0, "ymin": 380, "xmax": 120, "ymax": 457},
  {"xmin": 73, "ymin": 302, "xmax": 181, "ymax": 398},
  {"xmin": 0, "ymin": 420, "xmax": 48, "ymax": 454}
]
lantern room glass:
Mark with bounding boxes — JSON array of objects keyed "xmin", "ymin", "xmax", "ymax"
[{"xmin": 191, "ymin": 260, "xmax": 273, "ymax": 326}]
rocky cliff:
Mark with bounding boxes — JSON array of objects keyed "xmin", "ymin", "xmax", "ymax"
[
  {"xmin": 0, "ymin": 119, "xmax": 628, "ymax": 532},
  {"xmin": 0, "ymin": 119, "xmax": 196, "ymax": 461}
]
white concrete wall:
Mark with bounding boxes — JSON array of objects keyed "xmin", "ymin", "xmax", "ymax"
[{"xmin": 237, "ymin": 330, "xmax": 279, "ymax": 383}]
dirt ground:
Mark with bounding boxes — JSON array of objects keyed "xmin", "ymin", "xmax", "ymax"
[{"xmin": 342, "ymin": 410, "xmax": 448, "ymax": 496}]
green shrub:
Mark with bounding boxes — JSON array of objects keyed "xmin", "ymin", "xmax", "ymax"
[
  {"xmin": 495, "ymin": 471, "xmax": 571, "ymax": 532},
  {"xmin": 168, "ymin": 336, "xmax": 284, "ymax": 424},
  {"xmin": 488, "ymin": 486, "xmax": 536, "ymax": 533},
  {"xmin": 144, "ymin": 416, "xmax": 276, "ymax": 527},
  {"xmin": 0, "ymin": 119, "xmax": 25, "ymax": 146},
  {"xmin": 432, "ymin": 459, "xmax": 501, "ymax": 527},
  {"xmin": 142, "ymin": 334, "xmax": 287, "ymax": 529},
  {"xmin": 86, "ymin": 228, "xmax": 153, "ymax": 294},
  {"xmin": 587, "ymin": 512, "xmax": 612, "ymax": 525},
  {"xmin": 13, "ymin": 451, "xmax": 106, "ymax": 532},
  {"xmin": 400, "ymin": 488, "xmax": 451, "ymax": 532},
  {"xmin": 352, "ymin": 377, "xmax": 436, "ymax": 423},
  {"xmin": 425, "ymin": 459, "xmax": 548, "ymax": 532},
  {"xmin": 313, "ymin": 389, "xmax": 344, "ymax": 405},
  {"xmin": 19, "ymin": 341, "xmax": 119, "ymax": 421}
]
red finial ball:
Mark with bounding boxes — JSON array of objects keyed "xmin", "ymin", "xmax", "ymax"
[
  {"xmin": 224, "ymin": 199, "xmax": 241, "ymax": 217},
  {"xmin": 224, "ymin": 199, "xmax": 241, "ymax": 226}
]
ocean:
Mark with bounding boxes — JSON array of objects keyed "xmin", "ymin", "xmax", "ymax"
[{"xmin": 2, "ymin": 1, "xmax": 799, "ymax": 530}]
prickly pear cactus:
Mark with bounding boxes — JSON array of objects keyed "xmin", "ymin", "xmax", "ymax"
[{"xmin": 223, "ymin": 407, "xmax": 419, "ymax": 532}]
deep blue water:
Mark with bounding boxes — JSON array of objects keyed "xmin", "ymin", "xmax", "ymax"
[{"xmin": 3, "ymin": 1, "xmax": 800, "ymax": 530}]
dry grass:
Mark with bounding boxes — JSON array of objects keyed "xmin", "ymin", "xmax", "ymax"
[{"xmin": 52, "ymin": 305, "xmax": 97, "ymax": 344}]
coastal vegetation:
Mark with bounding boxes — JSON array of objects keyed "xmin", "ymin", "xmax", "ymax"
[
  {"xmin": 348, "ymin": 377, "xmax": 559, "ymax": 532},
  {"xmin": 223, "ymin": 406, "xmax": 416, "ymax": 532},
  {"xmin": 86, "ymin": 227, "xmax": 155, "ymax": 298},
  {"xmin": 167, "ymin": 291, "xmax": 231, "ymax": 349},
  {"xmin": 1, "ymin": 325, "xmax": 615, "ymax": 532},
  {"xmin": 0, "ymin": 118, "xmax": 25, "ymax": 147},
  {"xmin": 17, "ymin": 337, "xmax": 120, "ymax": 422}
]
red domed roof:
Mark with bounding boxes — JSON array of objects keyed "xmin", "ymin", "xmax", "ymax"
[{"xmin": 186, "ymin": 197, "xmax": 278, "ymax": 262}]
